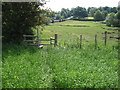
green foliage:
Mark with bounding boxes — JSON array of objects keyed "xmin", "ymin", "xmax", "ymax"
[
  {"xmin": 54, "ymin": 6, "xmax": 118, "ymax": 23},
  {"xmin": 73, "ymin": 6, "xmax": 88, "ymax": 18},
  {"xmin": 2, "ymin": 2, "xmax": 45, "ymax": 44},
  {"xmin": 102, "ymin": 6, "xmax": 111, "ymax": 13},
  {"xmin": 44, "ymin": 17, "xmax": 51, "ymax": 25},
  {"xmin": 116, "ymin": 10, "xmax": 120, "ymax": 19},
  {"xmin": 2, "ymin": 43, "xmax": 118, "ymax": 88},
  {"xmin": 60, "ymin": 8, "xmax": 71, "ymax": 18},
  {"xmin": 102, "ymin": 11, "xmax": 108, "ymax": 19},
  {"xmin": 88, "ymin": 7, "xmax": 118, "ymax": 19},
  {"xmin": 55, "ymin": 14, "xmax": 62, "ymax": 20},
  {"xmin": 106, "ymin": 13, "xmax": 115, "ymax": 26},
  {"xmin": 106, "ymin": 11, "xmax": 120, "ymax": 27},
  {"xmin": 111, "ymin": 7, "xmax": 118, "ymax": 13},
  {"xmin": 94, "ymin": 10, "xmax": 104, "ymax": 21},
  {"xmin": 3, "ymin": 20, "xmax": 118, "ymax": 88},
  {"xmin": 88, "ymin": 7, "xmax": 98, "ymax": 17}
]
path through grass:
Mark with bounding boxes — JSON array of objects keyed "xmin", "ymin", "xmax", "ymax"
[
  {"xmin": 2, "ymin": 43, "xmax": 118, "ymax": 88},
  {"xmin": 2, "ymin": 20, "xmax": 119, "ymax": 88}
]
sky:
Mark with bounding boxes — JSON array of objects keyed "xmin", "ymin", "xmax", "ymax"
[{"xmin": 43, "ymin": 0, "xmax": 120, "ymax": 12}]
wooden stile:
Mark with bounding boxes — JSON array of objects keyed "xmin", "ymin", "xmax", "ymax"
[{"xmin": 23, "ymin": 34, "xmax": 58, "ymax": 46}]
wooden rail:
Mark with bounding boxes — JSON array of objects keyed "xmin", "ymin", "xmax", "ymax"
[
  {"xmin": 29, "ymin": 44, "xmax": 55, "ymax": 46},
  {"xmin": 23, "ymin": 35, "xmax": 38, "ymax": 37},
  {"xmin": 23, "ymin": 34, "xmax": 58, "ymax": 47}
]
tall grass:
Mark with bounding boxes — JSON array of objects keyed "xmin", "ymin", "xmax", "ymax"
[
  {"xmin": 3, "ymin": 20, "xmax": 119, "ymax": 88},
  {"xmin": 2, "ymin": 42, "xmax": 118, "ymax": 88}
]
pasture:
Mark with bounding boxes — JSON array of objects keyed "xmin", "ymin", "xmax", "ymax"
[
  {"xmin": 40, "ymin": 20, "xmax": 118, "ymax": 46},
  {"xmin": 2, "ymin": 20, "xmax": 119, "ymax": 88}
]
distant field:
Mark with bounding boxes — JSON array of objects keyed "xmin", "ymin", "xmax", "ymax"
[
  {"xmin": 38, "ymin": 20, "xmax": 118, "ymax": 46},
  {"xmin": 85, "ymin": 17, "xmax": 94, "ymax": 19}
]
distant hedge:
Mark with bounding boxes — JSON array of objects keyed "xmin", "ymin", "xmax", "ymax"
[{"xmin": 70, "ymin": 18, "xmax": 103, "ymax": 21}]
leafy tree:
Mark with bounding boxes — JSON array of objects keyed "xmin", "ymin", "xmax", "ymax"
[
  {"xmin": 55, "ymin": 14, "xmax": 61, "ymax": 20},
  {"xmin": 42, "ymin": 9, "xmax": 56, "ymax": 24},
  {"xmin": 111, "ymin": 7, "xmax": 117, "ymax": 13},
  {"xmin": 105, "ymin": 11, "xmax": 120, "ymax": 27},
  {"xmin": 60, "ymin": 8, "xmax": 71, "ymax": 18},
  {"xmin": 103, "ymin": 6, "xmax": 111, "ymax": 13},
  {"xmin": 102, "ymin": 11, "xmax": 108, "ymax": 19},
  {"xmin": 70, "ymin": 8, "xmax": 75, "ymax": 16},
  {"xmin": 98, "ymin": 7, "xmax": 104, "ymax": 11},
  {"xmin": 94, "ymin": 10, "xmax": 104, "ymax": 21},
  {"xmin": 105, "ymin": 13, "xmax": 115, "ymax": 26},
  {"xmin": 73, "ymin": 6, "xmax": 88, "ymax": 18},
  {"xmin": 112, "ymin": 19, "xmax": 120, "ymax": 27},
  {"xmin": 2, "ymin": 2, "xmax": 46, "ymax": 44},
  {"xmin": 113, "ymin": 10, "xmax": 120, "ymax": 27},
  {"xmin": 88, "ymin": 7, "xmax": 98, "ymax": 17},
  {"xmin": 116, "ymin": 10, "xmax": 120, "ymax": 19}
]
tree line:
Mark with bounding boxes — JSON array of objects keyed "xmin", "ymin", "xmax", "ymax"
[{"xmin": 51, "ymin": 6, "xmax": 120, "ymax": 27}]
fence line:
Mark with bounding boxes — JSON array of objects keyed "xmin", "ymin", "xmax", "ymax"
[
  {"xmin": 78, "ymin": 31, "xmax": 118, "ymax": 49},
  {"xmin": 23, "ymin": 31, "xmax": 119, "ymax": 48}
]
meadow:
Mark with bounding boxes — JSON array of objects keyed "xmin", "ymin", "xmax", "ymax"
[
  {"xmin": 2, "ymin": 20, "xmax": 119, "ymax": 88},
  {"xmin": 40, "ymin": 20, "xmax": 118, "ymax": 46}
]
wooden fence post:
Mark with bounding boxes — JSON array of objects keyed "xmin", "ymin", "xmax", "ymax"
[
  {"xmin": 50, "ymin": 37, "xmax": 52, "ymax": 45},
  {"xmin": 54, "ymin": 34, "xmax": 58, "ymax": 47},
  {"xmin": 105, "ymin": 31, "xmax": 107, "ymax": 46},
  {"xmin": 80, "ymin": 35, "xmax": 82, "ymax": 48},
  {"xmin": 23, "ymin": 35, "xmax": 26, "ymax": 41},
  {"xmin": 95, "ymin": 34, "xmax": 97, "ymax": 49},
  {"xmin": 37, "ymin": 27, "xmax": 40, "ymax": 45}
]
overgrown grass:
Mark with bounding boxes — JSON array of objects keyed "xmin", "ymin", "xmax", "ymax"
[
  {"xmin": 2, "ymin": 43, "xmax": 118, "ymax": 88},
  {"xmin": 2, "ymin": 20, "xmax": 119, "ymax": 88}
]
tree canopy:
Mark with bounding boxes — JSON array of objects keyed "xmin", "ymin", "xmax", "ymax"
[
  {"xmin": 2, "ymin": 2, "xmax": 46, "ymax": 44},
  {"xmin": 105, "ymin": 11, "xmax": 120, "ymax": 27},
  {"xmin": 94, "ymin": 10, "xmax": 104, "ymax": 21},
  {"xmin": 73, "ymin": 6, "xmax": 88, "ymax": 18}
]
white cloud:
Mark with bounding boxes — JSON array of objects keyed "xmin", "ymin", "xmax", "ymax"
[{"xmin": 44, "ymin": 0, "xmax": 120, "ymax": 11}]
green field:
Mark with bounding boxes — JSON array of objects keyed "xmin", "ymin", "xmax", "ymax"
[
  {"xmin": 2, "ymin": 20, "xmax": 119, "ymax": 88},
  {"xmin": 39, "ymin": 20, "xmax": 118, "ymax": 46}
]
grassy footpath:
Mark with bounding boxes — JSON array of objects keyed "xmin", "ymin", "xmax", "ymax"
[
  {"xmin": 2, "ymin": 20, "xmax": 119, "ymax": 88},
  {"xmin": 2, "ymin": 43, "xmax": 118, "ymax": 88}
]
